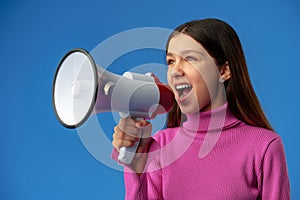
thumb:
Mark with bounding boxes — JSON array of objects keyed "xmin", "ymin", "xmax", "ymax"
[
  {"xmin": 135, "ymin": 119, "xmax": 150, "ymax": 127},
  {"xmin": 135, "ymin": 120, "xmax": 152, "ymax": 139}
]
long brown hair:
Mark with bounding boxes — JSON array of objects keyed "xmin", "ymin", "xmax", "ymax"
[{"xmin": 166, "ymin": 18, "xmax": 273, "ymax": 131}]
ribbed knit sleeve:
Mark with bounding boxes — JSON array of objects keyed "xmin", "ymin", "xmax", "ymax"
[
  {"xmin": 121, "ymin": 139, "xmax": 163, "ymax": 200},
  {"xmin": 257, "ymin": 137, "xmax": 290, "ymax": 200},
  {"xmin": 124, "ymin": 170, "xmax": 149, "ymax": 200},
  {"xmin": 123, "ymin": 166, "xmax": 163, "ymax": 200},
  {"xmin": 111, "ymin": 149, "xmax": 145, "ymax": 199}
]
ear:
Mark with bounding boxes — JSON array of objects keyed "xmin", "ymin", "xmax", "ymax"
[{"xmin": 219, "ymin": 62, "xmax": 231, "ymax": 83}]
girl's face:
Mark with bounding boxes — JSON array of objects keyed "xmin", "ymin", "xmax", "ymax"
[{"xmin": 166, "ymin": 33, "xmax": 226, "ymax": 114}]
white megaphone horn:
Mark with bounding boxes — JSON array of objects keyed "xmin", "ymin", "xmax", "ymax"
[{"xmin": 52, "ymin": 48, "xmax": 174, "ymax": 164}]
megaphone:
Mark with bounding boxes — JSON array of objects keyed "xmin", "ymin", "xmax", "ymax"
[{"xmin": 52, "ymin": 48, "xmax": 174, "ymax": 164}]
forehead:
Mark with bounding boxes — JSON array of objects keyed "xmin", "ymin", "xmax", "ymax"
[{"xmin": 167, "ymin": 33, "xmax": 205, "ymax": 55}]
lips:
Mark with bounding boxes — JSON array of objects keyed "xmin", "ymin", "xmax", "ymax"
[{"xmin": 175, "ymin": 83, "xmax": 192, "ymax": 100}]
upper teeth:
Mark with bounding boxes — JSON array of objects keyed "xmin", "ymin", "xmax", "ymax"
[{"xmin": 176, "ymin": 84, "xmax": 191, "ymax": 90}]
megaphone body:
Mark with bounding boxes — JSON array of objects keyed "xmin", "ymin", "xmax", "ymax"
[{"xmin": 52, "ymin": 48, "xmax": 174, "ymax": 164}]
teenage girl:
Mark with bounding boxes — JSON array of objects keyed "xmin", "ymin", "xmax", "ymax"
[{"xmin": 112, "ymin": 18, "xmax": 290, "ymax": 200}]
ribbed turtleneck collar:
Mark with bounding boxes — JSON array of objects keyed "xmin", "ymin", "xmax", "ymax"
[{"xmin": 182, "ymin": 103, "xmax": 241, "ymax": 133}]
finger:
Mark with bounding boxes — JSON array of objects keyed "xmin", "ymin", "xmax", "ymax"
[
  {"xmin": 118, "ymin": 118, "xmax": 139, "ymax": 135},
  {"xmin": 114, "ymin": 126, "xmax": 140, "ymax": 139},
  {"xmin": 113, "ymin": 131, "xmax": 139, "ymax": 142},
  {"xmin": 112, "ymin": 139, "xmax": 135, "ymax": 149}
]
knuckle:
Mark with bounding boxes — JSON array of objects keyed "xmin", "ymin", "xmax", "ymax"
[
  {"xmin": 113, "ymin": 140, "xmax": 122, "ymax": 148},
  {"xmin": 114, "ymin": 126, "xmax": 118, "ymax": 132},
  {"xmin": 117, "ymin": 140, "xmax": 123, "ymax": 147},
  {"xmin": 125, "ymin": 140, "xmax": 133, "ymax": 147},
  {"xmin": 112, "ymin": 140, "xmax": 118, "ymax": 148},
  {"xmin": 118, "ymin": 131, "xmax": 124, "ymax": 139}
]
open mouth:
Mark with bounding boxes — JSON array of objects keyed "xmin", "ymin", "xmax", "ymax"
[{"xmin": 175, "ymin": 84, "xmax": 192, "ymax": 99}]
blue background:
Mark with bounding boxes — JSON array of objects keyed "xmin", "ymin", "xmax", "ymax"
[{"xmin": 1, "ymin": 0, "xmax": 299, "ymax": 199}]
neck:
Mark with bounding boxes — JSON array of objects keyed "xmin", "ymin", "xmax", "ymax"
[
  {"xmin": 183, "ymin": 102, "xmax": 240, "ymax": 133},
  {"xmin": 201, "ymin": 88, "xmax": 227, "ymax": 112}
]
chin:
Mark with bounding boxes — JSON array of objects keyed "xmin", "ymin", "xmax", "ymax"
[{"xmin": 179, "ymin": 104, "xmax": 200, "ymax": 115}]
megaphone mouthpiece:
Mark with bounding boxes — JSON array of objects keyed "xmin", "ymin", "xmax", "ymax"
[{"xmin": 156, "ymin": 83, "xmax": 174, "ymax": 115}]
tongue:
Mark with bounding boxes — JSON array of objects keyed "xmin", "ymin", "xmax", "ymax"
[{"xmin": 180, "ymin": 87, "xmax": 192, "ymax": 98}]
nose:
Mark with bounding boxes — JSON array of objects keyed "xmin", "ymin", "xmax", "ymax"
[{"xmin": 169, "ymin": 63, "xmax": 184, "ymax": 78}]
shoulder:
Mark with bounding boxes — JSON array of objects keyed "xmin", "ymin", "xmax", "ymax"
[
  {"xmin": 238, "ymin": 122, "xmax": 280, "ymax": 145},
  {"xmin": 236, "ymin": 123, "xmax": 286, "ymax": 162}
]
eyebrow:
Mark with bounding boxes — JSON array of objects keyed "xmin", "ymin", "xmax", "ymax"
[{"xmin": 166, "ymin": 49, "xmax": 204, "ymax": 57}]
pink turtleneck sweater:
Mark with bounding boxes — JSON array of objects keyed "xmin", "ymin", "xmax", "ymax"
[{"xmin": 113, "ymin": 104, "xmax": 290, "ymax": 199}]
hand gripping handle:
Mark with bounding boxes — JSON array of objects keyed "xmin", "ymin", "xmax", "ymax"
[{"xmin": 118, "ymin": 128, "xmax": 143, "ymax": 165}]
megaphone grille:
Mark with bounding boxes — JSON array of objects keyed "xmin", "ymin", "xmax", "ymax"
[{"xmin": 52, "ymin": 49, "xmax": 98, "ymax": 128}]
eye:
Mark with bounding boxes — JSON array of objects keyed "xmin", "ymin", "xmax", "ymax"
[
  {"xmin": 166, "ymin": 58, "xmax": 175, "ymax": 66},
  {"xmin": 185, "ymin": 56, "xmax": 197, "ymax": 62}
]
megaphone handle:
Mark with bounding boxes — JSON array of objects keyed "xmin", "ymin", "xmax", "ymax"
[{"xmin": 118, "ymin": 130, "xmax": 142, "ymax": 165}]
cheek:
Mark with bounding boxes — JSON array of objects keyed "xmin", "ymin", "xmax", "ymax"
[
  {"xmin": 194, "ymin": 78, "xmax": 211, "ymax": 104},
  {"xmin": 167, "ymin": 70, "xmax": 171, "ymax": 83},
  {"xmin": 191, "ymin": 66, "xmax": 220, "ymax": 104},
  {"xmin": 193, "ymin": 64, "xmax": 219, "ymax": 91},
  {"xmin": 167, "ymin": 69, "xmax": 175, "ymax": 88}
]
